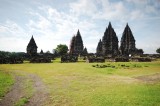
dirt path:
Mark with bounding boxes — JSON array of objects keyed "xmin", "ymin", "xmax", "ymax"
[
  {"xmin": 25, "ymin": 74, "xmax": 49, "ymax": 106},
  {"xmin": 0, "ymin": 75, "xmax": 28, "ymax": 106},
  {"xmin": 0, "ymin": 71, "xmax": 50, "ymax": 106},
  {"xmin": 134, "ymin": 73, "xmax": 160, "ymax": 83}
]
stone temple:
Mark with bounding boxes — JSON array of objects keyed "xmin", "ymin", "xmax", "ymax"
[
  {"xmin": 69, "ymin": 30, "xmax": 87, "ymax": 55},
  {"xmin": 120, "ymin": 23, "xmax": 136, "ymax": 56},
  {"xmin": 96, "ymin": 22, "xmax": 143, "ymax": 57},
  {"xmin": 96, "ymin": 22, "xmax": 119, "ymax": 57},
  {"xmin": 96, "ymin": 39, "xmax": 102, "ymax": 55},
  {"xmin": 27, "ymin": 36, "xmax": 38, "ymax": 56}
]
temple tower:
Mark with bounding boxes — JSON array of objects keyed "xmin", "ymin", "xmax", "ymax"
[
  {"xmin": 96, "ymin": 39, "xmax": 103, "ymax": 55},
  {"xmin": 74, "ymin": 30, "xmax": 84, "ymax": 54},
  {"xmin": 82, "ymin": 47, "xmax": 88, "ymax": 55},
  {"xmin": 102, "ymin": 22, "xmax": 119, "ymax": 57},
  {"xmin": 69, "ymin": 35, "xmax": 76, "ymax": 54},
  {"xmin": 27, "ymin": 36, "xmax": 38, "ymax": 56},
  {"xmin": 120, "ymin": 23, "xmax": 136, "ymax": 56},
  {"xmin": 69, "ymin": 30, "xmax": 85, "ymax": 55}
]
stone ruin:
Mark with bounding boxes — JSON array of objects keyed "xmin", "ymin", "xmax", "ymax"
[
  {"xmin": 69, "ymin": 30, "xmax": 88, "ymax": 56},
  {"xmin": 0, "ymin": 51, "xmax": 24, "ymax": 64},
  {"xmin": 115, "ymin": 57, "xmax": 129, "ymax": 62},
  {"xmin": 27, "ymin": 36, "xmax": 38, "ymax": 57},
  {"xmin": 61, "ymin": 54, "xmax": 78, "ymax": 63},
  {"xmin": 24, "ymin": 23, "xmax": 150, "ymax": 63},
  {"xmin": 96, "ymin": 22, "xmax": 143, "ymax": 58},
  {"xmin": 120, "ymin": 23, "xmax": 142, "ymax": 56},
  {"xmin": 26, "ymin": 36, "xmax": 52, "ymax": 63},
  {"xmin": 96, "ymin": 39, "xmax": 103, "ymax": 56},
  {"xmin": 102, "ymin": 22, "xmax": 119, "ymax": 57},
  {"xmin": 131, "ymin": 57, "xmax": 151, "ymax": 62},
  {"xmin": 86, "ymin": 57, "xmax": 105, "ymax": 63},
  {"xmin": 30, "ymin": 56, "xmax": 51, "ymax": 63},
  {"xmin": 0, "ymin": 56, "xmax": 23, "ymax": 64},
  {"xmin": 96, "ymin": 22, "xmax": 145, "ymax": 62}
]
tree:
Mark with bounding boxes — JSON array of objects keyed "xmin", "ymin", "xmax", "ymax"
[
  {"xmin": 156, "ymin": 48, "xmax": 160, "ymax": 54},
  {"xmin": 46, "ymin": 50, "xmax": 51, "ymax": 54},
  {"xmin": 55, "ymin": 44, "xmax": 68, "ymax": 56}
]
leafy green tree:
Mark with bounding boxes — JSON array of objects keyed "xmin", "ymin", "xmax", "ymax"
[
  {"xmin": 55, "ymin": 44, "xmax": 68, "ymax": 56},
  {"xmin": 156, "ymin": 48, "xmax": 160, "ymax": 54}
]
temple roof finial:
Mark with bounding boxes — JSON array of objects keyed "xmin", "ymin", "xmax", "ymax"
[
  {"xmin": 108, "ymin": 21, "xmax": 112, "ymax": 29},
  {"xmin": 77, "ymin": 29, "xmax": 81, "ymax": 36},
  {"xmin": 126, "ymin": 23, "xmax": 129, "ymax": 27}
]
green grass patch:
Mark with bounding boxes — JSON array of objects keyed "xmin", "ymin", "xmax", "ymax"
[
  {"xmin": 14, "ymin": 97, "xmax": 28, "ymax": 106},
  {"xmin": 0, "ymin": 70, "xmax": 14, "ymax": 98},
  {"xmin": 91, "ymin": 83, "xmax": 160, "ymax": 106},
  {"xmin": 0, "ymin": 60, "xmax": 160, "ymax": 105}
]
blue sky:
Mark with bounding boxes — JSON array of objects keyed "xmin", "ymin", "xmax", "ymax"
[{"xmin": 0, "ymin": 0, "xmax": 160, "ymax": 54}]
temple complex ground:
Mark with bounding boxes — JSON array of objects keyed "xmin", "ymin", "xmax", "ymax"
[{"xmin": 0, "ymin": 59, "xmax": 160, "ymax": 106}]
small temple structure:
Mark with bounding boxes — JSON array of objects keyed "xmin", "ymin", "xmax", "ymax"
[
  {"xmin": 69, "ymin": 30, "xmax": 87, "ymax": 55},
  {"xmin": 26, "ymin": 36, "xmax": 38, "ymax": 56},
  {"xmin": 82, "ymin": 47, "xmax": 88, "ymax": 55}
]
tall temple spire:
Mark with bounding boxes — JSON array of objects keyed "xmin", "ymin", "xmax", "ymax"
[
  {"xmin": 102, "ymin": 22, "xmax": 119, "ymax": 57},
  {"xmin": 97, "ymin": 22, "xmax": 142, "ymax": 57},
  {"xmin": 120, "ymin": 23, "xmax": 136, "ymax": 56},
  {"xmin": 28, "ymin": 35, "xmax": 37, "ymax": 48},
  {"xmin": 96, "ymin": 39, "xmax": 103, "ymax": 55},
  {"xmin": 74, "ymin": 29, "xmax": 84, "ymax": 54},
  {"xmin": 69, "ymin": 30, "xmax": 85, "ymax": 55},
  {"xmin": 69, "ymin": 35, "xmax": 76, "ymax": 54}
]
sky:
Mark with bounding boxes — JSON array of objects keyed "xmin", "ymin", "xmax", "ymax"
[{"xmin": 0, "ymin": 0, "xmax": 160, "ymax": 54}]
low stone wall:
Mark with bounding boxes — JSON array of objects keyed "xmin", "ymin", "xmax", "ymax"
[
  {"xmin": 30, "ymin": 57, "xmax": 51, "ymax": 63},
  {"xmin": 131, "ymin": 57, "xmax": 151, "ymax": 62},
  {"xmin": 61, "ymin": 55, "xmax": 78, "ymax": 63},
  {"xmin": 86, "ymin": 57, "xmax": 105, "ymax": 63},
  {"xmin": 115, "ymin": 57, "xmax": 129, "ymax": 62},
  {"xmin": 0, "ymin": 58, "xmax": 23, "ymax": 64}
]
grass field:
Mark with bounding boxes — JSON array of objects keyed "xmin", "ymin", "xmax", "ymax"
[
  {"xmin": 0, "ymin": 59, "xmax": 160, "ymax": 106},
  {"xmin": 0, "ymin": 70, "xmax": 14, "ymax": 98}
]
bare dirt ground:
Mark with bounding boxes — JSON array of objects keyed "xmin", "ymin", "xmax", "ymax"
[
  {"xmin": 134, "ymin": 73, "xmax": 160, "ymax": 83},
  {"xmin": 0, "ymin": 75, "xmax": 28, "ymax": 106},
  {"xmin": 0, "ymin": 71, "xmax": 50, "ymax": 106},
  {"xmin": 25, "ymin": 74, "xmax": 49, "ymax": 106}
]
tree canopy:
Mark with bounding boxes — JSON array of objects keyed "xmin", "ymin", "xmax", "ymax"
[
  {"xmin": 156, "ymin": 48, "xmax": 160, "ymax": 54},
  {"xmin": 55, "ymin": 44, "xmax": 68, "ymax": 56}
]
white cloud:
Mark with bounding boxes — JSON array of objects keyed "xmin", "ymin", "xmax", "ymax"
[
  {"xmin": 69, "ymin": 0, "xmax": 129, "ymax": 21},
  {"xmin": 27, "ymin": 12, "xmax": 52, "ymax": 31},
  {"xmin": 69, "ymin": 0, "xmax": 98, "ymax": 17},
  {"xmin": 145, "ymin": 5, "xmax": 157, "ymax": 14},
  {"xmin": 0, "ymin": 20, "xmax": 27, "ymax": 38},
  {"xmin": 0, "ymin": 20, "xmax": 29, "ymax": 52},
  {"xmin": 126, "ymin": 0, "xmax": 147, "ymax": 4},
  {"xmin": 26, "ymin": 5, "xmax": 101, "ymax": 53},
  {"xmin": 48, "ymin": 8, "xmax": 61, "ymax": 18},
  {"xmin": 0, "ymin": 0, "xmax": 160, "ymax": 54},
  {"xmin": 130, "ymin": 10, "xmax": 144, "ymax": 20}
]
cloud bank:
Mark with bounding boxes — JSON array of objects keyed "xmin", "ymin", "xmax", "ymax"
[{"xmin": 0, "ymin": 0, "xmax": 160, "ymax": 53}]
